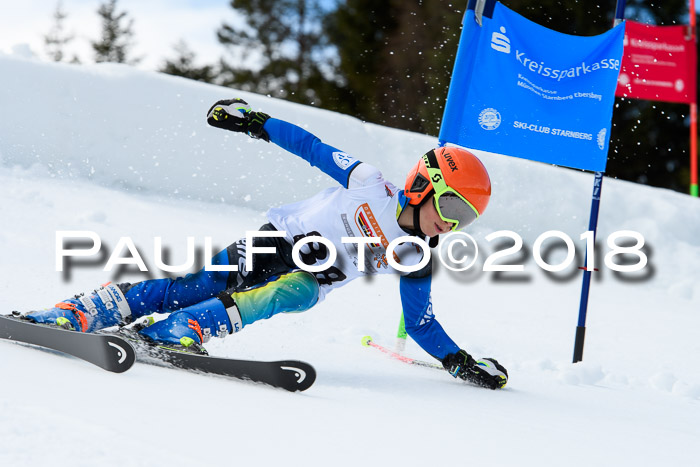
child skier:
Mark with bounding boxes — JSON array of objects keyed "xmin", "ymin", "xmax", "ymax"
[{"xmin": 24, "ymin": 98, "xmax": 508, "ymax": 389}]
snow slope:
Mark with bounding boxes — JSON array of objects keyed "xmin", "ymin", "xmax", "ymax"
[{"xmin": 1, "ymin": 53, "xmax": 699, "ymax": 467}]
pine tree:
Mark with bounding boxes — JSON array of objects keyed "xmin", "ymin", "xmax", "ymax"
[
  {"xmin": 44, "ymin": 1, "xmax": 77, "ymax": 63},
  {"xmin": 91, "ymin": 0, "xmax": 140, "ymax": 64},
  {"xmin": 322, "ymin": 0, "xmax": 398, "ymax": 123},
  {"xmin": 216, "ymin": 0, "xmax": 334, "ymax": 105},
  {"xmin": 374, "ymin": 0, "xmax": 464, "ymax": 135},
  {"xmin": 160, "ymin": 40, "xmax": 216, "ymax": 83},
  {"xmin": 324, "ymin": 0, "xmax": 463, "ymax": 135}
]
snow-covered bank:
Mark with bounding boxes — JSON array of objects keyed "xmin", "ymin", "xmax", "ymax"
[{"xmin": 1, "ymin": 54, "xmax": 699, "ymax": 467}]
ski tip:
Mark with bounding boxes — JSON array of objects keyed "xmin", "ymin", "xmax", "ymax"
[
  {"xmin": 281, "ymin": 364, "xmax": 316, "ymax": 392},
  {"xmin": 275, "ymin": 360, "xmax": 316, "ymax": 392},
  {"xmin": 105, "ymin": 338, "xmax": 136, "ymax": 373},
  {"xmin": 361, "ymin": 335, "xmax": 373, "ymax": 347}
]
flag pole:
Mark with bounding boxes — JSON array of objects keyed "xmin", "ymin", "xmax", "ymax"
[
  {"xmin": 690, "ymin": 0, "xmax": 698, "ymax": 197},
  {"xmin": 572, "ymin": 0, "xmax": 627, "ymax": 363},
  {"xmin": 692, "ymin": 102, "xmax": 698, "ymax": 197}
]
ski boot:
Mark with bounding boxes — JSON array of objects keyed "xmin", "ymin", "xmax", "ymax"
[
  {"xmin": 24, "ymin": 283, "xmax": 131, "ymax": 333},
  {"xmin": 132, "ymin": 295, "xmax": 238, "ymax": 355},
  {"xmin": 123, "ymin": 316, "xmax": 208, "ymax": 355}
]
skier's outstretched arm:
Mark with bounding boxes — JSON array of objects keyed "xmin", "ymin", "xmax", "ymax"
[
  {"xmin": 400, "ymin": 273, "xmax": 508, "ymax": 389},
  {"xmin": 399, "ymin": 273, "xmax": 459, "ymax": 360},
  {"xmin": 206, "ymin": 98, "xmax": 377, "ymax": 188}
]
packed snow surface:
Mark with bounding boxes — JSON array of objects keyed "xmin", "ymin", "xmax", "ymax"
[{"xmin": 1, "ymin": 53, "xmax": 698, "ymax": 466}]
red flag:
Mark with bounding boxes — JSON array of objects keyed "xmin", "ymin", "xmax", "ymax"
[{"xmin": 616, "ymin": 21, "xmax": 697, "ymax": 104}]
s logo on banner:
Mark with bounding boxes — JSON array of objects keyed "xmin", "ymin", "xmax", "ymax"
[{"xmin": 491, "ymin": 27, "xmax": 510, "ymax": 54}]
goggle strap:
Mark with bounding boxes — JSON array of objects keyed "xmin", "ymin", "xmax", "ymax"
[
  {"xmin": 422, "ymin": 150, "xmax": 448, "ymax": 194},
  {"xmin": 413, "ymin": 200, "xmax": 423, "ymax": 235}
]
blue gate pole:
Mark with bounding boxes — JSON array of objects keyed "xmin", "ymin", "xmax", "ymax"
[
  {"xmin": 573, "ymin": 0, "xmax": 627, "ymax": 363},
  {"xmin": 572, "ymin": 172, "xmax": 603, "ymax": 363}
]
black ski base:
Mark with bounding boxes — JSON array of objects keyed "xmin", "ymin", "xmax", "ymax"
[
  {"xmin": 0, "ymin": 314, "xmax": 135, "ymax": 373},
  {"xmin": 120, "ymin": 333, "xmax": 316, "ymax": 392}
]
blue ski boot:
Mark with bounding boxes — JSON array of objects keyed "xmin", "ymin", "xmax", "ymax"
[
  {"xmin": 25, "ymin": 283, "xmax": 132, "ymax": 333},
  {"xmin": 135, "ymin": 296, "xmax": 237, "ymax": 355}
]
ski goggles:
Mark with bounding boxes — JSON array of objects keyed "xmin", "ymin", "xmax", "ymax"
[{"xmin": 423, "ymin": 151, "xmax": 480, "ymax": 231}]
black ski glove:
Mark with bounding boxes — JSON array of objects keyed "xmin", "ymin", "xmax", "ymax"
[
  {"xmin": 206, "ymin": 98, "xmax": 271, "ymax": 142},
  {"xmin": 442, "ymin": 349, "xmax": 508, "ymax": 389}
]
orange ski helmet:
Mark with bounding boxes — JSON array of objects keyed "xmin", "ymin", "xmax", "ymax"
[{"xmin": 404, "ymin": 147, "xmax": 491, "ymax": 231}]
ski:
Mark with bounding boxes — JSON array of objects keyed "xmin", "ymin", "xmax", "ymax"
[
  {"xmin": 361, "ymin": 335, "xmax": 442, "ymax": 369},
  {"xmin": 0, "ymin": 314, "xmax": 135, "ymax": 373},
  {"xmin": 0, "ymin": 314, "xmax": 315, "ymax": 390},
  {"xmin": 118, "ymin": 332, "xmax": 316, "ymax": 392}
]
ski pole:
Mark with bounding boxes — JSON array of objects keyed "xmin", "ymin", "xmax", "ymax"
[{"xmin": 361, "ymin": 335, "xmax": 442, "ymax": 369}]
